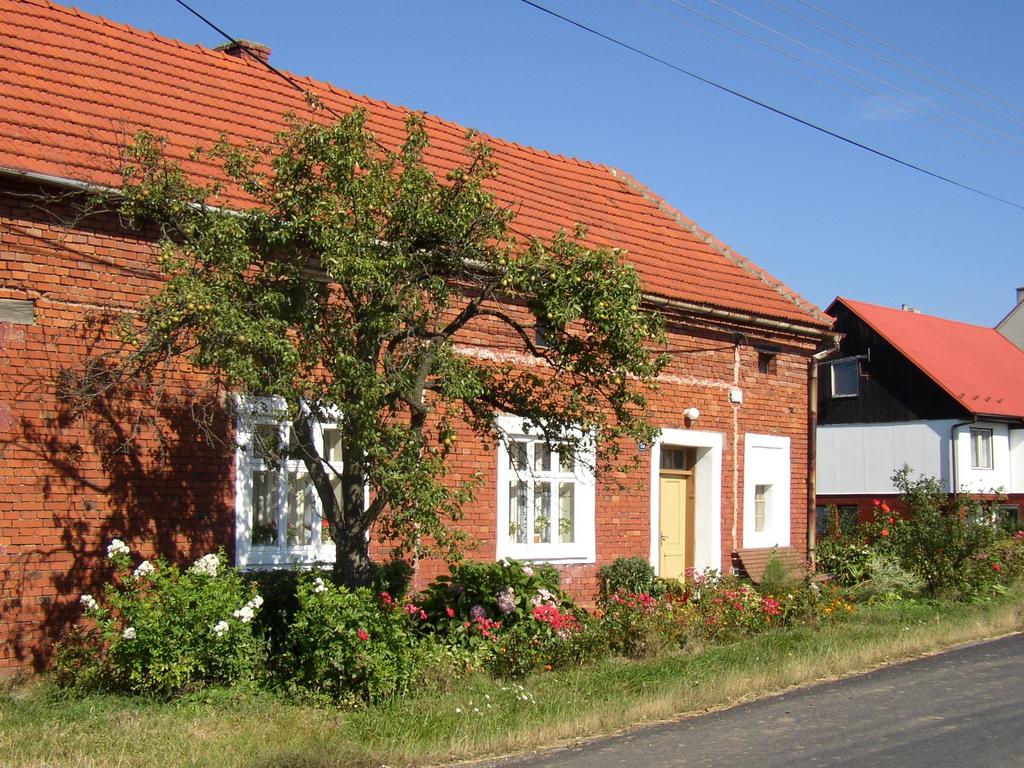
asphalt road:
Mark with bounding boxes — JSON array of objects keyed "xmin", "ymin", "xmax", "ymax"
[{"xmin": 480, "ymin": 634, "xmax": 1024, "ymax": 768}]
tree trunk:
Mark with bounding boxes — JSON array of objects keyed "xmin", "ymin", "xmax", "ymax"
[{"xmin": 333, "ymin": 519, "xmax": 373, "ymax": 588}]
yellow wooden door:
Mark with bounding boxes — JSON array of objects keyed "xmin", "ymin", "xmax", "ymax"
[{"xmin": 659, "ymin": 475, "xmax": 687, "ymax": 580}]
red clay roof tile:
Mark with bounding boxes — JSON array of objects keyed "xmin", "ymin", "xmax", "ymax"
[
  {"xmin": 834, "ymin": 297, "xmax": 1024, "ymax": 419},
  {"xmin": 0, "ymin": 0, "xmax": 829, "ymax": 328}
]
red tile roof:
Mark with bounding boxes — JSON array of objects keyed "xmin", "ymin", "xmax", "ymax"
[
  {"xmin": 833, "ymin": 297, "xmax": 1024, "ymax": 419},
  {"xmin": 0, "ymin": 0, "xmax": 830, "ymax": 330}
]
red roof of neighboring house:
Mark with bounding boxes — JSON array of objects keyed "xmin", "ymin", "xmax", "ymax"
[
  {"xmin": 0, "ymin": 0, "xmax": 830, "ymax": 330},
  {"xmin": 832, "ymin": 297, "xmax": 1024, "ymax": 419}
]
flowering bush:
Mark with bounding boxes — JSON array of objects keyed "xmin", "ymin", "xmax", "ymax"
[
  {"xmin": 487, "ymin": 604, "xmax": 606, "ymax": 679},
  {"xmin": 868, "ymin": 469, "xmax": 1002, "ymax": 600},
  {"xmin": 415, "ymin": 559, "xmax": 569, "ymax": 638},
  {"xmin": 281, "ymin": 574, "xmax": 419, "ymax": 705},
  {"xmin": 54, "ymin": 545, "xmax": 264, "ymax": 698},
  {"xmin": 597, "ymin": 590, "xmax": 687, "ymax": 658}
]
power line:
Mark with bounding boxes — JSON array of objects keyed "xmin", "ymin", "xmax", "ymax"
[
  {"xmin": 172, "ymin": 0, "xmax": 349, "ymax": 124},
  {"xmin": 794, "ymin": 0, "xmax": 1024, "ymax": 118},
  {"xmin": 513, "ymin": 0, "xmax": 1024, "ymax": 212},
  {"xmin": 760, "ymin": 0, "xmax": 1024, "ymax": 132},
  {"xmin": 664, "ymin": 0, "xmax": 1024, "ymax": 156}
]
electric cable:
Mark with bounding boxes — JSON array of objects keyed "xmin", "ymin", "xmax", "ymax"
[{"xmin": 514, "ymin": 0, "xmax": 1024, "ymax": 212}]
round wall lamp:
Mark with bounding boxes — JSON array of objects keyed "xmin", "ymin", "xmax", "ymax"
[{"xmin": 683, "ymin": 406, "xmax": 700, "ymax": 423}]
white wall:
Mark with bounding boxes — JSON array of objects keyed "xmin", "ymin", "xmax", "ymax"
[
  {"xmin": 742, "ymin": 434, "xmax": 791, "ymax": 549},
  {"xmin": 954, "ymin": 421, "xmax": 1012, "ymax": 494},
  {"xmin": 816, "ymin": 421, "xmax": 954, "ymax": 495},
  {"xmin": 1011, "ymin": 430, "xmax": 1024, "ymax": 494}
]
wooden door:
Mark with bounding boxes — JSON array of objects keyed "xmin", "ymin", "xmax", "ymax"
[{"xmin": 659, "ymin": 447, "xmax": 696, "ymax": 580}]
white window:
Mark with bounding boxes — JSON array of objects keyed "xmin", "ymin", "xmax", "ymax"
[
  {"xmin": 970, "ymin": 428, "xmax": 993, "ymax": 470},
  {"xmin": 743, "ymin": 434, "xmax": 791, "ymax": 549},
  {"xmin": 235, "ymin": 398, "xmax": 339, "ymax": 567},
  {"xmin": 754, "ymin": 484, "xmax": 771, "ymax": 533},
  {"xmin": 495, "ymin": 415, "xmax": 596, "ymax": 563},
  {"xmin": 829, "ymin": 358, "xmax": 859, "ymax": 398}
]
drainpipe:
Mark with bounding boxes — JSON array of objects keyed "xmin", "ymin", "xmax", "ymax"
[
  {"xmin": 950, "ymin": 419, "xmax": 975, "ymax": 495},
  {"xmin": 809, "ymin": 338, "xmax": 841, "ymax": 568}
]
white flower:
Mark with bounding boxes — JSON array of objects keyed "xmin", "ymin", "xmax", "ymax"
[
  {"xmin": 189, "ymin": 553, "xmax": 220, "ymax": 577},
  {"xmin": 121, "ymin": 627, "xmax": 137, "ymax": 640},
  {"xmin": 133, "ymin": 560, "xmax": 155, "ymax": 579},
  {"xmin": 233, "ymin": 605, "xmax": 255, "ymax": 623},
  {"xmin": 531, "ymin": 588, "xmax": 553, "ymax": 607},
  {"xmin": 79, "ymin": 594, "xmax": 97, "ymax": 611},
  {"xmin": 313, "ymin": 577, "xmax": 327, "ymax": 594},
  {"xmin": 522, "ymin": 566, "xmax": 534, "ymax": 577},
  {"xmin": 455, "ymin": 707, "xmax": 463, "ymax": 714},
  {"xmin": 106, "ymin": 539, "xmax": 130, "ymax": 559},
  {"xmin": 249, "ymin": 594, "xmax": 264, "ymax": 609},
  {"xmin": 212, "ymin": 620, "xmax": 229, "ymax": 637}
]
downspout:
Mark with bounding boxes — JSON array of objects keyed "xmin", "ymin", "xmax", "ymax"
[
  {"xmin": 950, "ymin": 419, "xmax": 975, "ymax": 495},
  {"xmin": 809, "ymin": 337, "xmax": 841, "ymax": 568}
]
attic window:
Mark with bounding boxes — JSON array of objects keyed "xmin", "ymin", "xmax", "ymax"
[{"xmin": 829, "ymin": 359, "xmax": 859, "ymax": 398}]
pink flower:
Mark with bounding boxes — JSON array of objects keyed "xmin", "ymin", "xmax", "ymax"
[
  {"xmin": 379, "ymin": 591, "xmax": 394, "ymax": 607},
  {"xmin": 446, "ymin": 607, "xmax": 455, "ymax": 618},
  {"xmin": 356, "ymin": 628, "xmax": 369, "ymax": 641},
  {"xmin": 418, "ymin": 609, "xmax": 427, "ymax": 620}
]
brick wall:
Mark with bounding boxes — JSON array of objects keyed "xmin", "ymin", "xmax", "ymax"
[{"xmin": 0, "ymin": 178, "xmax": 820, "ymax": 670}]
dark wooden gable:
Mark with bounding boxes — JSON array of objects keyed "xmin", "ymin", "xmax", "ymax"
[{"xmin": 818, "ymin": 302, "xmax": 970, "ymax": 424}]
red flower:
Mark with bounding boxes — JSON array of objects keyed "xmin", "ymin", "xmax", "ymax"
[
  {"xmin": 888, "ymin": 517, "xmax": 895, "ymax": 524},
  {"xmin": 880, "ymin": 528, "xmax": 890, "ymax": 537},
  {"xmin": 446, "ymin": 607, "xmax": 455, "ymax": 618},
  {"xmin": 356, "ymin": 628, "xmax": 369, "ymax": 641},
  {"xmin": 873, "ymin": 499, "xmax": 881, "ymax": 507},
  {"xmin": 379, "ymin": 591, "xmax": 394, "ymax": 607},
  {"xmin": 993, "ymin": 563, "xmax": 1003, "ymax": 572},
  {"xmin": 418, "ymin": 609, "xmax": 428, "ymax": 620},
  {"xmin": 880, "ymin": 502, "xmax": 891, "ymax": 514}
]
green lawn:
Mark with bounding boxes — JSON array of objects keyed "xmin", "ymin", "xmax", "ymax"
[{"xmin": 2, "ymin": 595, "xmax": 1021, "ymax": 768}]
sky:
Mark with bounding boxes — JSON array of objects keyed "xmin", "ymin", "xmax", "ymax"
[{"xmin": 69, "ymin": 0, "xmax": 1024, "ymax": 326}]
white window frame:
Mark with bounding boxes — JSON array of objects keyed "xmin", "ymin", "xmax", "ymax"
[
  {"xmin": 495, "ymin": 414, "xmax": 596, "ymax": 563},
  {"xmin": 235, "ymin": 397, "xmax": 338, "ymax": 568},
  {"xmin": 970, "ymin": 427, "xmax": 994, "ymax": 470},
  {"xmin": 742, "ymin": 433, "xmax": 791, "ymax": 549}
]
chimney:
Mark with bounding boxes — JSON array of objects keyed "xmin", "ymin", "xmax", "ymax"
[
  {"xmin": 215, "ymin": 40, "xmax": 271, "ymax": 65},
  {"xmin": 1017, "ymin": 286, "xmax": 1024, "ymax": 306},
  {"xmin": 900, "ymin": 304, "xmax": 920, "ymax": 313}
]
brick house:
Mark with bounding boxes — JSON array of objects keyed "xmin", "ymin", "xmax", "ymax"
[
  {"xmin": 816, "ymin": 296, "xmax": 1024, "ymax": 534},
  {"xmin": 0, "ymin": 0, "xmax": 833, "ymax": 670}
]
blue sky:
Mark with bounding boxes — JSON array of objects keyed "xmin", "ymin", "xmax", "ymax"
[{"xmin": 71, "ymin": 0, "xmax": 1024, "ymax": 326}]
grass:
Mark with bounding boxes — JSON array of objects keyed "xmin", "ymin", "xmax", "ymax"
[{"xmin": 2, "ymin": 595, "xmax": 1022, "ymax": 768}]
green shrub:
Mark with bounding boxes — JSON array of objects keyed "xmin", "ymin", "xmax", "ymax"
[
  {"xmin": 849, "ymin": 551, "xmax": 924, "ymax": 603},
  {"xmin": 281, "ymin": 574, "xmax": 419, "ymax": 705},
  {"xmin": 415, "ymin": 559, "xmax": 569, "ymax": 637},
  {"xmin": 874, "ymin": 468, "xmax": 1001, "ymax": 600},
  {"xmin": 55, "ymin": 544, "xmax": 265, "ymax": 698},
  {"xmin": 598, "ymin": 591, "xmax": 686, "ymax": 658},
  {"xmin": 597, "ymin": 556, "xmax": 661, "ymax": 598},
  {"xmin": 487, "ymin": 604, "xmax": 606, "ymax": 678}
]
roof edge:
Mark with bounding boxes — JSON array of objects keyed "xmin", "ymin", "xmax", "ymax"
[{"xmin": 608, "ymin": 167, "xmax": 831, "ymax": 328}]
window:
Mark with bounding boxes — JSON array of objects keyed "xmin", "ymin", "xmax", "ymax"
[
  {"xmin": 235, "ymin": 398, "xmax": 339, "ymax": 567},
  {"xmin": 757, "ymin": 351, "xmax": 777, "ymax": 375},
  {"xmin": 496, "ymin": 415, "xmax": 596, "ymax": 563},
  {"xmin": 743, "ymin": 434, "xmax": 791, "ymax": 548},
  {"xmin": 997, "ymin": 505, "xmax": 1021, "ymax": 534},
  {"xmin": 815, "ymin": 504, "xmax": 858, "ymax": 539},
  {"xmin": 754, "ymin": 484, "xmax": 771, "ymax": 532},
  {"xmin": 829, "ymin": 359, "xmax": 859, "ymax": 398},
  {"xmin": 970, "ymin": 428, "xmax": 993, "ymax": 470}
]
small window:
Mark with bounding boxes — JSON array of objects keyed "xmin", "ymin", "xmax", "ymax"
[
  {"xmin": 970, "ymin": 428, "xmax": 993, "ymax": 470},
  {"xmin": 829, "ymin": 359, "xmax": 859, "ymax": 398},
  {"xmin": 660, "ymin": 446, "xmax": 696, "ymax": 471},
  {"xmin": 815, "ymin": 504, "xmax": 858, "ymax": 539},
  {"xmin": 754, "ymin": 484, "xmax": 771, "ymax": 533},
  {"xmin": 997, "ymin": 505, "xmax": 1021, "ymax": 533},
  {"xmin": 757, "ymin": 351, "xmax": 777, "ymax": 375}
]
